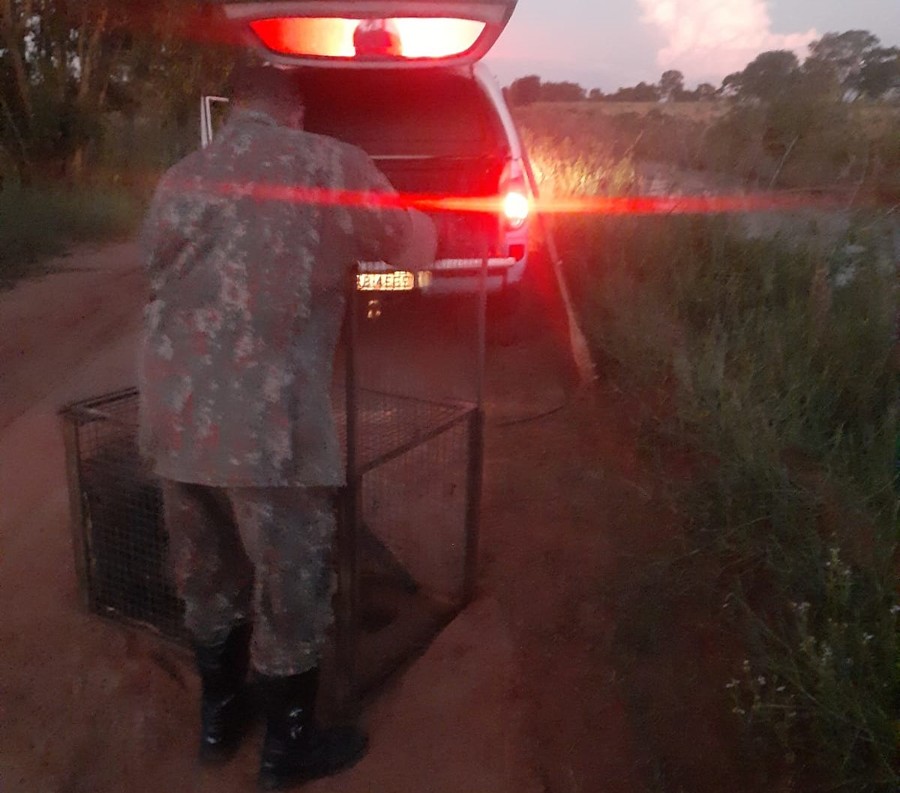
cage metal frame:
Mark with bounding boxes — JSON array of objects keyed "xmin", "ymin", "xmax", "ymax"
[{"xmin": 60, "ymin": 258, "xmax": 488, "ymax": 710}]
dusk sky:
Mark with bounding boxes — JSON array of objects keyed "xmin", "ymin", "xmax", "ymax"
[{"xmin": 483, "ymin": 0, "xmax": 900, "ymax": 91}]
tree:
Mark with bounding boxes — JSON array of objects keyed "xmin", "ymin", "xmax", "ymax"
[
  {"xmin": 609, "ymin": 82, "xmax": 660, "ymax": 102},
  {"xmin": 719, "ymin": 72, "xmax": 742, "ymax": 98},
  {"xmin": 857, "ymin": 47, "xmax": 900, "ymax": 100},
  {"xmin": 799, "ymin": 57, "xmax": 842, "ymax": 102},
  {"xmin": 732, "ymin": 50, "xmax": 801, "ymax": 102},
  {"xmin": 588, "ymin": 88, "xmax": 605, "ymax": 101},
  {"xmin": 659, "ymin": 69, "xmax": 684, "ymax": 102},
  {"xmin": 679, "ymin": 82, "xmax": 717, "ymax": 102},
  {"xmin": 807, "ymin": 30, "xmax": 880, "ymax": 99},
  {"xmin": 633, "ymin": 82, "xmax": 661, "ymax": 102},
  {"xmin": 507, "ymin": 75, "xmax": 542, "ymax": 106},
  {"xmin": 1, "ymin": 0, "xmax": 143, "ymax": 180},
  {"xmin": 539, "ymin": 81, "xmax": 586, "ymax": 102},
  {"xmin": 0, "ymin": 0, "xmax": 232, "ymax": 182},
  {"xmin": 694, "ymin": 83, "xmax": 717, "ymax": 101}
]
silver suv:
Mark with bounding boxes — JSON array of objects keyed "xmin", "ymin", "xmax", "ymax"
[{"xmin": 203, "ymin": 0, "xmax": 532, "ymax": 298}]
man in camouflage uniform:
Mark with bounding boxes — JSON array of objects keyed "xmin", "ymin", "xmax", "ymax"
[{"xmin": 138, "ymin": 63, "xmax": 435, "ymax": 788}]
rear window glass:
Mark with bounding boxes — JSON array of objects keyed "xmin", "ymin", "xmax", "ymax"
[{"xmin": 299, "ymin": 70, "xmax": 503, "ymax": 158}]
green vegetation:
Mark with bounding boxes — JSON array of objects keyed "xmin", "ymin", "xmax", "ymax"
[
  {"xmin": 0, "ymin": 1, "xmax": 230, "ymax": 286},
  {"xmin": 1, "ymin": 1, "xmax": 231, "ymax": 184},
  {"xmin": 531, "ymin": 136, "xmax": 899, "ymax": 786},
  {"xmin": 0, "ymin": 183, "xmax": 142, "ymax": 288},
  {"xmin": 521, "ymin": 126, "xmax": 637, "ymax": 200},
  {"xmin": 516, "ymin": 99, "xmax": 900, "ymax": 197}
]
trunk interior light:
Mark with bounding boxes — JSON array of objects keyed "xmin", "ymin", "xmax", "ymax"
[
  {"xmin": 353, "ymin": 19, "xmax": 401, "ymax": 57},
  {"xmin": 248, "ymin": 17, "xmax": 487, "ymax": 60}
]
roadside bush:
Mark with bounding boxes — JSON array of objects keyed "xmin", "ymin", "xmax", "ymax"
[
  {"xmin": 519, "ymin": 126, "xmax": 636, "ymax": 200},
  {"xmin": 0, "ymin": 183, "xmax": 143, "ymax": 288},
  {"xmin": 698, "ymin": 99, "xmax": 898, "ymax": 196},
  {"xmin": 869, "ymin": 124, "xmax": 900, "ymax": 201},
  {"xmin": 515, "ymin": 102, "xmax": 713, "ymax": 168},
  {"xmin": 515, "ymin": 99, "xmax": 899, "ymax": 201},
  {"xmin": 563, "ymin": 212, "xmax": 899, "ymax": 790},
  {"xmin": 97, "ymin": 111, "xmax": 198, "ymax": 192}
]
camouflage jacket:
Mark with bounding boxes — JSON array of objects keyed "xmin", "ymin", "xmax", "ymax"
[{"xmin": 138, "ymin": 109, "xmax": 426, "ymax": 487}]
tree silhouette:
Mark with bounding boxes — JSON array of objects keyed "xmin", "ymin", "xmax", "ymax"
[
  {"xmin": 540, "ymin": 81, "xmax": 586, "ymax": 102},
  {"xmin": 857, "ymin": 47, "xmax": 900, "ymax": 99},
  {"xmin": 0, "ymin": 0, "xmax": 232, "ymax": 182},
  {"xmin": 659, "ymin": 70, "xmax": 685, "ymax": 102},
  {"xmin": 729, "ymin": 51, "xmax": 801, "ymax": 102},
  {"xmin": 507, "ymin": 75, "xmax": 542, "ymax": 106},
  {"xmin": 807, "ymin": 30, "xmax": 880, "ymax": 99}
]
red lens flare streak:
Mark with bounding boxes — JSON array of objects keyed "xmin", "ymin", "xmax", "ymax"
[{"xmin": 165, "ymin": 178, "xmax": 849, "ymax": 218}]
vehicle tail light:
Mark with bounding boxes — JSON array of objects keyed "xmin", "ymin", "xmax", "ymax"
[{"xmin": 501, "ymin": 159, "xmax": 531, "ymax": 229}]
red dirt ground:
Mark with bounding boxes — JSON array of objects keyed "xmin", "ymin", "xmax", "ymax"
[{"xmin": 0, "ymin": 243, "xmax": 754, "ymax": 792}]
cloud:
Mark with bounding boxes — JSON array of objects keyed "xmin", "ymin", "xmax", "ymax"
[{"xmin": 638, "ymin": 0, "xmax": 818, "ymax": 83}]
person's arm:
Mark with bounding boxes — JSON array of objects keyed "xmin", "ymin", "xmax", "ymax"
[
  {"xmin": 388, "ymin": 207, "xmax": 437, "ymax": 271},
  {"xmin": 346, "ymin": 147, "xmax": 437, "ymax": 271}
]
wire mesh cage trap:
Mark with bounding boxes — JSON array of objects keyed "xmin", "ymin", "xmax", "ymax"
[{"xmin": 60, "ymin": 265, "xmax": 488, "ymax": 706}]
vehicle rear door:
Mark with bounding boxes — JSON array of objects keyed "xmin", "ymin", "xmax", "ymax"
[{"xmin": 205, "ymin": 0, "xmax": 517, "ymax": 68}]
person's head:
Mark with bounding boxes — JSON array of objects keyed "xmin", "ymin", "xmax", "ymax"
[{"xmin": 229, "ymin": 61, "xmax": 305, "ymax": 129}]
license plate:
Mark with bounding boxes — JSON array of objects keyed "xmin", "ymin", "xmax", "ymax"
[{"xmin": 356, "ymin": 271, "xmax": 415, "ymax": 291}]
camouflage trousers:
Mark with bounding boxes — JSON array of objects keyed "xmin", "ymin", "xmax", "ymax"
[{"xmin": 162, "ymin": 480, "xmax": 337, "ymax": 676}]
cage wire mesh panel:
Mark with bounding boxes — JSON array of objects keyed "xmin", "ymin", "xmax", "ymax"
[
  {"xmin": 62, "ymin": 309, "xmax": 483, "ymax": 697},
  {"xmin": 333, "ymin": 281, "xmax": 484, "ymax": 694},
  {"xmin": 61, "ymin": 389, "xmax": 186, "ymax": 640}
]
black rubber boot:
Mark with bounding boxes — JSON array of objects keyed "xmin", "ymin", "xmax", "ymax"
[
  {"xmin": 257, "ymin": 669, "xmax": 368, "ymax": 790},
  {"xmin": 194, "ymin": 622, "xmax": 253, "ymax": 764}
]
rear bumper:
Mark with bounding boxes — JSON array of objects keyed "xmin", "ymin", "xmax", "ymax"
[{"xmin": 423, "ymin": 256, "xmax": 526, "ymax": 295}]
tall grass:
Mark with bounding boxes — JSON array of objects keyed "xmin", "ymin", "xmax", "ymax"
[
  {"xmin": 563, "ymin": 211, "xmax": 898, "ymax": 790},
  {"xmin": 524, "ymin": 115, "xmax": 898, "ymax": 785},
  {"xmin": 516, "ymin": 100, "xmax": 900, "ymax": 197},
  {"xmin": 520, "ymin": 126, "xmax": 637, "ymax": 199},
  {"xmin": 0, "ymin": 183, "xmax": 142, "ymax": 288}
]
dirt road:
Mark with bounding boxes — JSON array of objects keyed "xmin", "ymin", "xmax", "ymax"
[{"xmin": 0, "ymin": 243, "xmax": 665, "ymax": 792}]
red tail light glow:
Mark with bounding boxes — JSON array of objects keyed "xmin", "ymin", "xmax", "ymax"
[
  {"xmin": 503, "ymin": 191, "xmax": 530, "ymax": 228},
  {"xmin": 500, "ymin": 159, "xmax": 531, "ymax": 229},
  {"xmin": 248, "ymin": 17, "xmax": 486, "ymax": 60}
]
